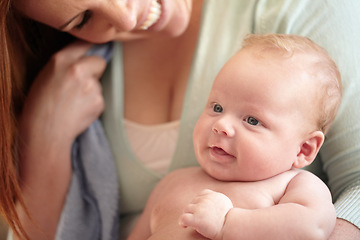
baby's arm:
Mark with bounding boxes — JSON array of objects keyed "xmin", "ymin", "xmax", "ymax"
[{"xmin": 180, "ymin": 171, "xmax": 336, "ymax": 240}]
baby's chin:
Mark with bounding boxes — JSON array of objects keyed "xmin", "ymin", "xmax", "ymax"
[
  {"xmin": 204, "ymin": 168, "xmax": 268, "ymax": 182},
  {"xmin": 203, "ymin": 168, "xmax": 239, "ymax": 182}
]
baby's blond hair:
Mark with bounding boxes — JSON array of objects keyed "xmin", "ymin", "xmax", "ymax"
[{"xmin": 241, "ymin": 33, "xmax": 342, "ymax": 134}]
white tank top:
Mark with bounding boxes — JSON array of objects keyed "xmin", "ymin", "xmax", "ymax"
[{"xmin": 124, "ymin": 119, "xmax": 180, "ymax": 175}]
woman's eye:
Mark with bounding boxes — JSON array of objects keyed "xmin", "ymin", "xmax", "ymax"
[
  {"xmin": 246, "ymin": 116, "xmax": 260, "ymax": 126},
  {"xmin": 213, "ymin": 103, "xmax": 223, "ymax": 113},
  {"xmin": 75, "ymin": 10, "xmax": 92, "ymax": 30}
]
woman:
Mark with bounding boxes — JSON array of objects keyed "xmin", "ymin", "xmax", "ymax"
[{"xmin": 4, "ymin": 0, "xmax": 360, "ymax": 239}]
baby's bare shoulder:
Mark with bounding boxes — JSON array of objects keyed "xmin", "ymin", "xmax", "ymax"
[
  {"xmin": 166, "ymin": 167, "xmax": 204, "ymax": 177},
  {"xmin": 160, "ymin": 167, "xmax": 209, "ymax": 187}
]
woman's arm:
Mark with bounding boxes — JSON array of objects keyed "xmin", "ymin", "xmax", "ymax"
[
  {"xmin": 15, "ymin": 41, "xmax": 107, "ymax": 240},
  {"xmin": 329, "ymin": 219, "xmax": 360, "ymax": 240}
]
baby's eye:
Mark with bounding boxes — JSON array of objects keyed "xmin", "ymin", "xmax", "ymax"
[
  {"xmin": 246, "ymin": 116, "xmax": 260, "ymax": 126},
  {"xmin": 213, "ymin": 103, "xmax": 223, "ymax": 113}
]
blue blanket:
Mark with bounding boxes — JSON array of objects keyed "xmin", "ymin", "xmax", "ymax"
[{"xmin": 56, "ymin": 120, "xmax": 120, "ymax": 240}]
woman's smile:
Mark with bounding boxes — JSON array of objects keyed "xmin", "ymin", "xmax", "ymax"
[{"xmin": 139, "ymin": 0, "xmax": 162, "ymax": 30}]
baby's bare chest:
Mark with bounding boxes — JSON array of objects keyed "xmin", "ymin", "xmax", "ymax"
[{"xmin": 150, "ymin": 168, "xmax": 296, "ymax": 235}]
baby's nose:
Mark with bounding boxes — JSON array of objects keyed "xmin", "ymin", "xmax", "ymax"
[{"xmin": 212, "ymin": 119, "xmax": 235, "ymax": 137}]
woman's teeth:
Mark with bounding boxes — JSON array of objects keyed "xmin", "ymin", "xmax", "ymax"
[{"xmin": 140, "ymin": 0, "xmax": 162, "ymax": 30}]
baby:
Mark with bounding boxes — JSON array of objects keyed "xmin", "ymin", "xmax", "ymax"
[{"xmin": 128, "ymin": 33, "xmax": 342, "ymax": 240}]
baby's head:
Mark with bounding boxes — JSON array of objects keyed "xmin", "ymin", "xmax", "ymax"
[
  {"xmin": 241, "ymin": 34, "xmax": 342, "ymax": 135},
  {"xmin": 193, "ymin": 34, "xmax": 342, "ymax": 181}
]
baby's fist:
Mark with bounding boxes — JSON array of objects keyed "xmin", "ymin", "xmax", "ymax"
[{"xmin": 179, "ymin": 189, "xmax": 233, "ymax": 239}]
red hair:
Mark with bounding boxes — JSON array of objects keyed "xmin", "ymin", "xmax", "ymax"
[
  {"xmin": 0, "ymin": 0, "xmax": 29, "ymax": 239},
  {"xmin": 1, "ymin": 1, "xmax": 74, "ymax": 238}
]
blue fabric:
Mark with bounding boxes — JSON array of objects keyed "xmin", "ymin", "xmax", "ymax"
[
  {"xmin": 85, "ymin": 42, "xmax": 114, "ymax": 62},
  {"xmin": 55, "ymin": 121, "xmax": 119, "ymax": 240}
]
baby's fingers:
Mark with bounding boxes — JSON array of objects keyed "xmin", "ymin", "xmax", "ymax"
[
  {"xmin": 179, "ymin": 210, "xmax": 220, "ymax": 240},
  {"xmin": 179, "ymin": 203, "xmax": 199, "ymax": 228},
  {"xmin": 179, "ymin": 203, "xmax": 207, "ymax": 229},
  {"xmin": 179, "ymin": 212, "xmax": 195, "ymax": 228},
  {"xmin": 183, "ymin": 203, "xmax": 197, "ymax": 214}
]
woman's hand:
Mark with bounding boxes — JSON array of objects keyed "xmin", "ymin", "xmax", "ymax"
[
  {"xmin": 16, "ymin": 41, "xmax": 107, "ymax": 240},
  {"xmin": 20, "ymin": 41, "xmax": 107, "ymax": 144}
]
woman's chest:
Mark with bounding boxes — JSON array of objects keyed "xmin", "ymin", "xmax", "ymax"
[
  {"xmin": 123, "ymin": 62, "xmax": 188, "ymax": 124},
  {"xmin": 122, "ymin": 35, "xmax": 198, "ymax": 125}
]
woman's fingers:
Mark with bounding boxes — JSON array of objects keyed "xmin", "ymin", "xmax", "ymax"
[{"xmin": 21, "ymin": 41, "xmax": 108, "ymax": 143}]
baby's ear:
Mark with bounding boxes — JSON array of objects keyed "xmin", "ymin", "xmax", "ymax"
[{"xmin": 293, "ymin": 131, "xmax": 325, "ymax": 169}]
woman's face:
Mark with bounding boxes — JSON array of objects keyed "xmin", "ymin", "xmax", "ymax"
[{"xmin": 14, "ymin": 0, "xmax": 193, "ymax": 43}]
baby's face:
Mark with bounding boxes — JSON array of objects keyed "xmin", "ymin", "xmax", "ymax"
[{"xmin": 193, "ymin": 48, "xmax": 315, "ymax": 181}]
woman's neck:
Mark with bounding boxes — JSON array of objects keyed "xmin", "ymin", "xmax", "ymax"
[{"xmin": 122, "ymin": 0, "xmax": 204, "ymax": 125}]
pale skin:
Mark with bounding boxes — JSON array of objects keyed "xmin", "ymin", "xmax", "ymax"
[
  {"xmin": 12, "ymin": 0, "xmax": 359, "ymax": 239},
  {"xmin": 129, "ymin": 168, "xmax": 335, "ymax": 240},
  {"xmin": 128, "ymin": 47, "xmax": 336, "ymax": 240}
]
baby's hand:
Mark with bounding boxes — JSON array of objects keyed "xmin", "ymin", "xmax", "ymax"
[{"xmin": 179, "ymin": 189, "xmax": 233, "ymax": 240}]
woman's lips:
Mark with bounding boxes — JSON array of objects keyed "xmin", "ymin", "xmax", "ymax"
[{"xmin": 139, "ymin": 0, "xmax": 162, "ymax": 30}]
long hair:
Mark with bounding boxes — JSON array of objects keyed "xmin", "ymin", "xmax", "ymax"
[
  {"xmin": 1, "ymin": 1, "xmax": 74, "ymax": 239},
  {"xmin": 0, "ymin": 0, "xmax": 29, "ymax": 239}
]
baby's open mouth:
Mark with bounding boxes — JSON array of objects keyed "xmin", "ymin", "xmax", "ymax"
[
  {"xmin": 211, "ymin": 147, "xmax": 234, "ymax": 157},
  {"xmin": 210, "ymin": 146, "xmax": 236, "ymax": 163},
  {"xmin": 140, "ymin": 0, "xmax": 162, "ymax": 30}
]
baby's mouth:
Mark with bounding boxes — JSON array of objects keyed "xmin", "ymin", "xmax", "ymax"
[
  {"xmin": 140, "ymin": 0, "xmax": 162, "ymax": 30},
  {"xmin": 211, "ymin": 147, "xmax": 234, "ymax": 158}
]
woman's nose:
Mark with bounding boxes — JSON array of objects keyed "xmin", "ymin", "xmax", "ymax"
[
  {"xmin": 103, "ymin": 1, "xmax": 137, "ymax": 31},
  {"xmin": 212, "ymin": 118, "xmax": 235, "ymax": 137}
]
